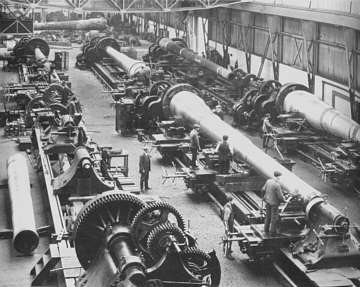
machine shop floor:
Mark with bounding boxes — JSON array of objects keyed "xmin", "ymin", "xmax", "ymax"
[
  {"xmin": 66, "ymin": 46, "xmax": 360, "ymax": 285},
  {"xmin": 0, "ymin": 45, "xmax": 359, "ymax": 287}
]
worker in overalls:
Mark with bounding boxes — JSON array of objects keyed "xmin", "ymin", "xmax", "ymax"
[
  {"xmin": 190, "ymin": 124, "xmax": 201, "ymax": 168},
  {"xmin": 262, "ymin": 171, "xmax": 285, "ymax": 236},
  {"xmin": 262, "ymin": 113, "xmax": 273, "ymax": 151},
  {"xmin": 216, "ymin": 135, "xmax": 233, "ymax": 174},
  {"xmin": 223, "ymin": 195, "xmax": 235, "ymax": 260}
]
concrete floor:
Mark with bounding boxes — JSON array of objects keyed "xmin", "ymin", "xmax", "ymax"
[{"xmin": 0, "ymin": 44, "xmax": 359, "ymax": 287}]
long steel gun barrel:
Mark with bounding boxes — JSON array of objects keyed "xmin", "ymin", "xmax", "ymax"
[
  {"xmin": 158, "ymin": 39, "xmax": 360, "ymax": 143},
  {"xmin": 34, "ymin": 18, "xmax": 108, "ymax": 31},
  {"xmin": 158, "ymin": 38, "xmax": 233, "ymax": 80},
  {"xmin": 276, "ymin": 83, "xmax": 360, "ymax": 142},
  {"xmin": 82, "ymin": 37, "xmax": 150, "ymax": 78},
  {"xmin": 159, "ymin": 84, "xmax": 350, "ymax": 232},
  {"xmin": 7, "ymin": 154, "xmax": 39, "ymax": 254}
]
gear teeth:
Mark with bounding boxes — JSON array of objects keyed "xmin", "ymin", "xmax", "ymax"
[
  {"xmin": 181, "ymin": 247, "xmax": 211, "ymax": 261},
  {"xmin": 146, "ymin": 222, "xmax": 187, "ymax": 260},
  {"xmin": 131, "ymin": 201, "xmax": 186, "ymax": 244},
  {"xmin": 74, "ymin": 192, "xmax": 146, "ymax": 269}
]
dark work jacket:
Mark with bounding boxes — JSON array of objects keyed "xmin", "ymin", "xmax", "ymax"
[
  {"xmin": 218, "ymin": 142, "xmax": 232, "ymax": 161},
  {"xmin": 139, "ymin": 152, "xmax": 151, "ymax": 173}
]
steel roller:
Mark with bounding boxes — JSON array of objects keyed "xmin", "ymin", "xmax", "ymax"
[
  {"xmin": 34, "ymin": 18, "xmax": 108, "ymax": 31},
  {"xmin": 7, "ymin": 153, "xmax": 39, "ymax": 254},
  {"xmin": 161, "ymin": 83, "xmax": 349, "ymax": 231},
  {"xmin": 158, "ymin": 37, "xmax": 234, "ymax": 80}
]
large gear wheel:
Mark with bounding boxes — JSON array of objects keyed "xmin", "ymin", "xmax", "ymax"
[
  {"xmin": 146, "ymin": 222, "xmax": 187, "ymax": 260},
  {"xmin": 73, "ymin": 192, "xmax": 146, "ymax": 269},
  {"xmin": 43, "ymin": 83, "xmax": 73, "ymax": 105},
  {"xmin": 131, "ymin": 202, "xmax": 186, "ymax": 253},
  {"xmin": 180, "ymin": 247, "xmax": 221, "ymax": 287}
]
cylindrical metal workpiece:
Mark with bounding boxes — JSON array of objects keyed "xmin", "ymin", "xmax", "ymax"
[
  {"xmin": 166, "ymin": 84, "xmax": 347, "ymax": 227},
  {"xmin": 283, "ymin": 90, "xmax": 360, "ymax": 142},
  {"xmin": 109, "ymin": 237, "xmax": 146, "ymax": 286},
  {"xmin": 7, "ymin": 154, "xmax": 39, "ymax": 254},
  {"xmin": 34, "ymin": 18, "xmax": 108, "ymax": 31},
  {"xmin": 105, "ymin": 46, "xmax": 150, "ymax": 78},
  {"xmin": 158, "ymin": 38, "xmax": 233, "ymax": 80}
]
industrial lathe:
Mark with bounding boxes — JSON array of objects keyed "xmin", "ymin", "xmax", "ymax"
[
  {"xmin": 115, "ymin": 78, "xmax": 360, "ymax": 286},
  {"xmin": 144, "ymin": 38, "xmax": 360, "ymax": 192},
  {"xmin": 0, "ymin": 41, "xmax": 222, "ymax": 286},
  {"xmin": 69, "ymin": 35, "xmax": 360, "ymax": 285}
]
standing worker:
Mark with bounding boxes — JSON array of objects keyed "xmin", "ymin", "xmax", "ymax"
[
  {"xmin": 262, "ymin": 171, "xmax": 285, "ymax": 236},
  {"xmin": 139, "ymin": 146, "xmax": 151, "ymax": 192},
  {"xmin": 190, "ymin": 124, "xmax": 201, "ymax": 169},
  {"xmin": 213, "ymin": 105, "xmax": 224, "ymax": 120},
  {"xmin": 223, "ymin": 195, "xmax": 235, "ymax": 260},
  {"xmin": 216, "ymin": 135, "xmax": 233, "ymax": 174},
  {"xmin": 262, "ymin": 113, "xmax": 273, "ymax": 151}
]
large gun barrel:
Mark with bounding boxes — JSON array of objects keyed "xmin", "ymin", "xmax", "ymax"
[
  {"xmin": 34, "ymin": 18, "xmax": 108, "ymax": 31},
  {"xmin": 158, "ymin": 39, "xmax": 360, "ymax": 143},
  {"xmin": 158, "ymin": 38, "xmax": 233, "ymax": 80},
  {"xmin": 7, "ymin": 154, "xmax": 39, "ymax": 254},
  {"xmin": 81, "ymin": 37, "xmax": 150, "ymax": 78},
  {"xmin": 161, "ymin": 84, "xmax": 349, "ymax": 231},
  {"xmin": 276, "ymin": 84, "xmax": 360, "ymax": 142}
]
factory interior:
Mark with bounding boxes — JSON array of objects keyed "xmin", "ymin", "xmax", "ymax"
[{"xmin": 0, "ymin": 0, "xmax": 359, "ymax": 286}]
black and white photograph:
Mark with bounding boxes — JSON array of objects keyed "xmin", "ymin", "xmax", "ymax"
[{"xmin": 0, "ymin": 0, "xmax": 359, "ymax": 286}]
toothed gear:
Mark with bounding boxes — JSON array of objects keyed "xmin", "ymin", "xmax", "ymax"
[
  {"xmin": 73, "ymin": 192, "xmax": 146, "ymax": 269},
  {"xmin": 181, "ymin": 247, "xmax": 221, "ymax": 287},
  {"xmin": 131, "ymin": 202, "xmax": 186, "ymax": 252},
  {"xmin": 43, "ymin": 83, "xmax": 73, "ymax": 105},
  {"xmin": 146, "ymin": 222, "xmax": 187, "ymax": 260}
]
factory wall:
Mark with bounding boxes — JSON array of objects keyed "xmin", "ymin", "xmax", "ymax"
[
  {"xmin": 205, "ymin": 8, "xmax": 360, "ymax": 119},
  {"xmin": 140, "ymin": 8, "xmax": 359, "ymax": 119},
  {"xmin": 208, "ymin": 40, "xmax": 353, "ymax": 116}
]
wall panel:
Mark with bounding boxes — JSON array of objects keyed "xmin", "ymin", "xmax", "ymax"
[
  {"xmin": 253, "ymin": 13, "xmax": 271, "ymax": 58},
  {"xmin": 282, "ymin": 18, "xmax": 305, "ymax": 69},
  {"xmin": 318, "ymin": 23, "xmax": 348, "ymax": 84}
]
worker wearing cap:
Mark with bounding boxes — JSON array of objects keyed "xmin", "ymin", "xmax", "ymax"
[
  {"xmin": 262, "ymin": 171, "xmax": 285, "ymax": 236},
  {"xmin": 262, "ymin": 113, "xmax": 273, "ymax": 150},
  {"xmin": 215, "ymin": 135, "xmax": 233, "ymax": 174},
  {"xmin": 190, "ymin": 124, "xmax": 201, "ymax": 168},
  {"xmin": 223, "ymin": 195, "xmax": 235, "ymax": 260},
  {"xmin": 139, "ymin": 146, "xmax": 151, "ymax": 191},
  {"xmin": 213, "ymin": 105, "xmax": 224, "ymax": 120}
]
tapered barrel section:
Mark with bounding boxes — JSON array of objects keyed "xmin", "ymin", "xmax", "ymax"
[
  {"xmin": 164, "ymin": 84, "xmax": 349, "ymax": 230},
  {"xmin": 281, "ymin": 89, "xmax": 360, "ymax": 143},
  {"xmin": 158, "ymin": 38, "xmax": 233, "ymax": 80},
  {"xmin": 7, "ymin": 154, "xmax": 39, "ymax": 254},
  {"xmin": 105, "ymin": 46, "xmax": 150, "ymax": 78},
  {"xmin": 34, "ymin": 18, "xmax": 107, "ymax": 31}
]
